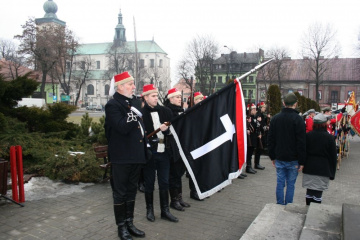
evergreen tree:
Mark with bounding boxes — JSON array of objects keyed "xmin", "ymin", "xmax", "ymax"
[{"xmin": 267, "ymin": 84, "xmax": 282, "ymax": 116}]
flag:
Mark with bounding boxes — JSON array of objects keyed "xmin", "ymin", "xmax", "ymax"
[{"xmin": 169, "ymin": 80, "xmax": 247, "ymax": 199}]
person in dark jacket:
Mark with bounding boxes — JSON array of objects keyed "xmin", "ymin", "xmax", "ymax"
[
  {"xmin": 268, "ymin": 92, "xmax": 306, "ymax": 205},
  {"xmin": 254, "ymin": 102, "xmax": 268, "ymax": 170},
  {"xmin": 164, "ymin": 88, "xmax": 191, "ymax": 211},
  {"xmin": 302, "ymin": 113, "xmax": 337, "ymax": 205},
  {"xmin": 141, "ymin": 84, "xmax": 178, "ymax": 223},
  {"xmin": 104, "ymin": 71, "xmax": 147, "ymax": 240},
  {"xmin": 246, "ymin": 103, "xmax": 260, "ymax": 174}
]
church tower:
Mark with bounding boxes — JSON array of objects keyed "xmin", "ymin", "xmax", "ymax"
[
  {"xmin": 114, "ymin": 9, "xmax": 126, "ymax": 44},
  {"xmin": 35, "ymin": 0, "xmax": 66, "ymax": 27}
]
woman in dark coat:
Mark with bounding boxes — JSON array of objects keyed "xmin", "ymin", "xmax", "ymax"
[{"xmin": 302, "ymin": 113, "xmax": 337, "ymax": 205}]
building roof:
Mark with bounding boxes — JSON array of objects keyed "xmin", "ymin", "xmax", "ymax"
[
  {"xmin": 0, "ymin": 58, "xmax": 53, "ymax": 83},
  {"xmin": 257, "ymin": 58, "xmax": 360, "ymax": 82},
  {"xmin": 76, "ymin": 40, "xmax": 167, "ymax": 55},
  {"xmin": 214, "ymin": 52, "xmax": 261, "ymax": 65}
]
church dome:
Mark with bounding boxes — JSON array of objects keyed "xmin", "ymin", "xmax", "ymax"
[{"xmin": 43, "ymin": 0, "xmax": 58, "ymax": 19}]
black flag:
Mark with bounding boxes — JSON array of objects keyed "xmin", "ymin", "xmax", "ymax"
[{"xmin": 170, "ymin": 81, "xmax": 247, "ymax": 199}]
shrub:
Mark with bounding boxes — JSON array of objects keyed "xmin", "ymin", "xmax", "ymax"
[{"xmin": 44, "ymin": 144, "xmax": 103, "ymax": 183}]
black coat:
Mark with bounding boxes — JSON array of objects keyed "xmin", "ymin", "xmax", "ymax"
[
  {"xmin": 303, "ymin": 128, "xmax": 337, "ymax": 180},
  {"xmin": 248, "ymin": 115, "xmax": 259, "ymax": 148},
  {"xmin": 141, "ymin": 102, "xmax": 172, "ymax": 152},
  {"xmin": 104, "ymin": 92, "xmax": 148, "ymax": 164},
  {"xmin": 268, "ymin": 108, "xmax": 306, "ymax": 165},
  {"xmin": 165, "ymin": 103, "xmax": 184, "ymax": 161}
]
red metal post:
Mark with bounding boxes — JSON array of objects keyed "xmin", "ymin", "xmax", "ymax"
[
  {"xmin": 9, "ymin": 146, "xmax": 19, "ymax": 202},
  {"xmin": 16, "ymin": 146, "xmax": 25, "ymax": 203}
]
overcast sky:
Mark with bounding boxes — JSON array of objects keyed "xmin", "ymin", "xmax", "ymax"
[{"xmin": 1, "ymin": 0, "xmax": 359, "ymax": 86}]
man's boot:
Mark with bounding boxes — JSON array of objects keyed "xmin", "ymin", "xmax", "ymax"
[
  {"xmin": 246, "ymin": 165, "xmax": 257, "ymax": 174},
  {"xmin": 114, "ymin": 203, "xmax": 132, "ymax": 240},
  {"xmin": 159, "ymin": 190, "xmax": 178, "ymax": 222},
  {"xmin": 125, "ymin": 201, "xmax": 145, "ymax": 238},
  {"xmin": 169, "ymin": 188, "xmax": 184, "ymax": 211},
  {"xmin": 254, "ymin": 154, "xmax": 265, "ymax": 170},
  {"xmin": 177, "ymin": 187, "xmax": 190, "ymax": 207},
  {"xmin": 145, "ymin": 192, "xmax": 155, "ymax": 222}
]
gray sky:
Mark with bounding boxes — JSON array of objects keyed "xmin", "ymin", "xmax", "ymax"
[{"xmin": 1, "ymin": 0, "xmax": 359, "ymax": 86}]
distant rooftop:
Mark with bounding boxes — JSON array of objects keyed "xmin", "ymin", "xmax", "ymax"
[{"xmin": 76, "ymin": 40, "xmax": 167, "ymax": 55}]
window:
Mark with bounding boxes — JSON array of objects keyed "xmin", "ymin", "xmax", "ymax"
[
  {"xmin": 218, "ymin": 76, "xmax": 222, "ymax": 83},
  {"xmin": 128, "ymin": 60, "xmax": 133, "ymax": 68},
  {"xmin": 66, "ymin": 62, "xmax": 71, "ymax": 70},
  {"xmin": 105, "ymin": 84, "xmax": 110, "ymax": 96},
  {"xmin": 248, "ymin": 90, "xmax": 253, "ymax": 98},
  {"xmin": 318, "ymin": 90, "xmax": 322, "ymax": 100},
  {"xmin": 243, "ymin": 90, "xmax": 247, "ymax": 97},
  {"xmin": 150, "ymin": 59, "xmax": 155, "ymax": 68},
  {"xmin": 81, "ymin": 61, "xmax": 85, "ymax": 69},
  {"xmin": 249, "ymin": 76, "xmax": 254, "ymax": 83},
  {"xmin": 140, "ymin": 59, "xmax": 145, "ymax": 68},
  {"xmin": 87, "ymin": 84, "xmax": 94, "ymax": 95},
  {"xmin": 158, "ymin": 81, "xmax": 163, "ymax": 91},
  {"xmin": 331, "ymin": 91, "xmax": 338, "ymax": 103},
  {"xmin": 96, "ymin": 61, "xmax": 100, "ymax": 69},
  {"xmin": 159, "ymin": 59, "xmax": 163, "ymax": 68}
]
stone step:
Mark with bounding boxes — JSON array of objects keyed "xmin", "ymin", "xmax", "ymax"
[
  {"xmin": 342, "ymin": 203, "xmax": 360, "ymax": 240},
  {"xmin": 240, "ymin": 203, "xmax": 307, "ymax": 240},
  {"xmin": 299, "ymin": 203, "xmax": 342, "ymax": 240}
]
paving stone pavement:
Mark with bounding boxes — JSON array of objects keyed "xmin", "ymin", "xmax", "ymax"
[{"xmin": 1, "ymin": 136, "xmax": 360, "ymax": 240}]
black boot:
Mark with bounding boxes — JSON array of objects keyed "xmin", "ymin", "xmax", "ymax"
[
  {"xmin": 159, "ymin": 190, "xmax": 179, "ymax": 222},
  {"xmin": 246, "ymin": 166, "xmax": 257, "ymax": 174},
  {"xmin": 241, "ymin": 173, "xmax": 247, "ymax": 177},
  {"xmin": 254, "ymin": 154, "xmax": 265, "ymax": 170},
  {"xmin": 190, "ymin": 190, "xmax": 203, "ymax": 201},
  {"xmin": 138, "ymin": 182, "xmax": 145, "ymax": 193},
  {"xmin": 145, "ymin": 192, "xmax": 155, "ymax": 222},
  {"xmin": 169, "ymin": 188, "xmax": 184, "ymax": 211},
  {"xmin": 177, "ymin": 187, "xmax": 190, "ymax": 207},
  {"xmin": 114, "ymin": 203, "xmax": 132, "ymax": 240},
  {"xmin": 126, "ymin": 201, "xmax": 145, "ymax": 238},
  {"xmin": 306, "ymin": 197, "xmax": 312, "ymax": 206}
]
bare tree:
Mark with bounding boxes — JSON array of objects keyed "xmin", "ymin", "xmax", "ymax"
[
  {"xmin": 15, "ymin": 17, "xmax": 76, "ymax": 100},
  {"xmin": 0, "ymin": 38, "xmax": 29, "ymax": 80},
  {"xmin": 300, "ymin": 22, "xmax": 340, "ymax": 103},
  {"xmin": 50, "ymin": 28, "xmax": 79, "ymax": 97},
  {"xmin": 266, "ymin": 47, "xmax": 290, "ymax": 90},
  {"xmin": 72, "ymin": 55, "xmax": 94, "ymax": 106},
  {"xmin": 105, "ymin": 42, "xmax": 135, "ymax": 78},
  {"xmin": 179, "ymin": 35, "xmax": 219, "ymax": 95}
]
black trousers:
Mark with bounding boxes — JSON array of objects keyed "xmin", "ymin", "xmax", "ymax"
[
  {"xmin": 112, "ymin": 163, "xmax": 142, "ymax": 204},
  {"xmin": 246, "ymin": 146, "xmax": 255, "ymax": 166},
  {"xmin": 143, "ymin": 152, "xmax": 170, "ymax": 192},
  {"xmin": 169, "ymin": 159, "xmax": 186, "ymax": 189}
]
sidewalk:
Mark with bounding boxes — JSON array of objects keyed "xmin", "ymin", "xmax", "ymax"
[{"xmin": 1, "ymin": 137, "xmax": 360, "ymax": 240}]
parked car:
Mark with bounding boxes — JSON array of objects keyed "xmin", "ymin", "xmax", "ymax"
[
  {"xmin": 86, "ymin": 105, "xmax": 96, "ymax": 110},
  {"xmin": 95, "ymin": 105, "xmax": 103, "ymax": 111}
]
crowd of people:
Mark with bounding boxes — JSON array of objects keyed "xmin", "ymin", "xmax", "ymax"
[{"xmin": 104, "ymin": 71, "xmax": 341, "ymax": 239}]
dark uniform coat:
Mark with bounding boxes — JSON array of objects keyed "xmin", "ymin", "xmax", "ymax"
[{"xmin": 104, "ymin": 92, "xmax": 148, "ymax": 164}]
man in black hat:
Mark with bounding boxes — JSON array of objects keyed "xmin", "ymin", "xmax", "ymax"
[{"xmin": 268, "ymin": 92, "xmax": 306, "ymax": 205}]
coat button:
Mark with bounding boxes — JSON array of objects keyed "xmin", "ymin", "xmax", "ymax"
[
  {"xmin": 140, "ymin": 140, "xmax": 142, "ymax": 142},
  {"xmin": 138, "ymin": 126, "xmax": 140, "ymax": 128}
]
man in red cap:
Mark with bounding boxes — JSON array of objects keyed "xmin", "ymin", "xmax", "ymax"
[
  {"xmin": 140, "ymin": 84, "xmax": 179, "ymax": 223},
  {"xmin": 253, "ymin": 102, "xmax": 268, "ymax": 170},
  {"xmin": 104, "ymin": 71, "xmax": 147, "ymax": 239},
  {"xmin": 164, "ymin": 88, "xmax": 191, "ymax": 211},
  {"xmin": 246, "ymin": 103, "xmax": 260, "ymax": 174}
]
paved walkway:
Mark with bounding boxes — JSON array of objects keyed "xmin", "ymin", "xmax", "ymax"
[{"xmin": 1, "ymin": 136, "xmax": 360, "ymax": 240}]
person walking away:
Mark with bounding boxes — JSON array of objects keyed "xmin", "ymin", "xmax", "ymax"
[
  {"xmin": 164, "ymin": 88, "xmax": 191, "ymax": 211},
  {"xmin": 104, "ymin": 71, "xmax": 147, "ymax": 240},
  {"xmin": 268, "ymin": 92, "xmax": 306, "ymax": 205},
  {"xmin": 141, "ymin": 84, "xmax": 178, "ymax": 223},
  {"xmin": 302, "ymin": 113, "xmax": 337, "ymax": 205}
]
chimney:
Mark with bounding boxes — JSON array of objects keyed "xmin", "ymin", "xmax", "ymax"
[{"xmin": 244, "ymin": 52, "xmax": 247, "ymax": 58}]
